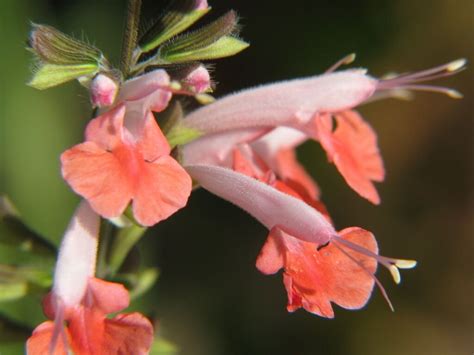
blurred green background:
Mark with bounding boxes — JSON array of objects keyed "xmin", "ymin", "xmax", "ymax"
[{"xmin": 1, "ymin": 0, "xmax": 472, "ymax": 354}]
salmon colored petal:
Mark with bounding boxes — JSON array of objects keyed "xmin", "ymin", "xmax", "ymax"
[
  {"xmin": 61, "ymin": 142, "xmax": 133, "ymax": 218},
  {"xmin": 279, "ymin": 227, "xmax": 377, "ymax": 318},
  {"xmin": 27, "ymin": 321, "xmax": 70, "ymax": 355},
  {"xmin": 232, "ymin": 148, "xmax": 260, "ymax": 179},
  {"xmin": 133, "ymin": 156, "xmax": 192, "ymax": 226},
  {"xmin": 136, "ymin": 111, "xmax": 171, "ymax": 162},
  {"xmin": 87, "ymin": 277, "xmax": 130, "ymax": 314},
  {"xmin": 85, "ymin": 105, "xmax": 126, "ymax": 150},
  {"xmin": 275, "ymin": 148, "xmax": 320, "ymax": 201},
  {"xmin": 316, "ymin": 110, "xmax": 384, "ymax": 204},
  {"xmin": 256, "ymin": 228, "xmax": 285, "ymax": 275},
  {"xmin": 67, "ymin": 308, "xmax": 104, "ymax": 355},
  {"xmin": 103, "ymin": 313, "xmax": 154, "ymax": 355}
]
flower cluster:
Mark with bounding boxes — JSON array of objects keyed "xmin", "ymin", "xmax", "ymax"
[{"xmin": 24, "ymin": 1, "xmax": 465, "ymax": 353}]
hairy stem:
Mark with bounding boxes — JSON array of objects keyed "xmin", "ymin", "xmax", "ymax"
[{"xmin": 120, "ymin": 0, "xmax": 142, "ymax": 77}]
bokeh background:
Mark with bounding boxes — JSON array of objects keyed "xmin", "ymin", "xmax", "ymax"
[{"xmin": 1, "ymin": 0, "xmax": 473, "ymax": 354}]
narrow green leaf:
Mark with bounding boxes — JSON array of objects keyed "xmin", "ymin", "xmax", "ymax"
[
  {"xmin": 28, "ymin": 63, "xmax": 98, "ymax": 89},
  {"xmin": 162, "ymin": 36, "xmax": 249, "ymax": 63}
]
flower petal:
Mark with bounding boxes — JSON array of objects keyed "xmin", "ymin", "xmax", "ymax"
[
  {"xmin": 185, "ymin": 164, "xmax": 335, "ymax": 246},
  {"xmin": 118, "ymin": 70, "xmax": 170, "ymax": 102},
  {"xmin": 315, "ymin": 110, "xmax": 384, "ymax": 204},
  {"xmin": 27, "ymin": 321, "xmax": 70, "ymax": 355},
  {"xmin": 133, "ymin": 156, "xmax": 192, "ymax": 226},
  {"xmin": 61, "ymin": 142, "xmax": 133, "ymax": 218},
  {"xmin": 255, "ymin": 228, "xmax": 285, "ymax": 275},
  {"xmin": 182, "ymin": 128, "xmax": 268, "ymax": 166},
  {"xmin": 85, "ymin": 104, "xmax": 126, "ymax": 150},
  {"xmin": 87, "ymin": 277, "xmax": 130, "ymax": 314},
  {"xmin": 277, "ymin": 227, "xmax": 377, "ymax": 318},
  {"xmin": 136, "ymin": 111, "xmax": 171, "ymax": 161},
  {"xmin": 103, "ymin": 313, "xmax": 154, "ymax": 355}
]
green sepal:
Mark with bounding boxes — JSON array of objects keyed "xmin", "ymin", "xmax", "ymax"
[
  {"xmin": 166, "ymin": 124, "xmax": 202, "ymax": 148},
  {"xmin": 28, "ymin": 23, "xmax": 110, "ymax": 89},
  {"xmin": 28, "ymin": 63, "xmax": 99, "ymax": 90},
  {"xmin": 158, "ymin": 10, "xmax": 248, "ymax": 62},
  {"xmin": 29, "ymin": 23, "xmax": 103, "ymax": 66},
  {"xmin": 162, "ymin": 35, "xmax": 249, "ymax": 63},
  {"xmin": 139, "ymin": 0, "xmax": 211, "ymax": 53}
]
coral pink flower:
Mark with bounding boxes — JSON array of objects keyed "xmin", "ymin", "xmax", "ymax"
[
  {"xmin": 232, "ymin": 147, "xmax": 378, "ymax": 317},
  {"xmin": 257, "ymin": 227, "xmax": 377, "ymax": 318},
  {"xmin": 185, "ymin": 148, "xmax": 416, "ymax": 315},
  {"xmin": 182, "ymin": 59, "xmax": 465, "ymax": 203},
  {"xmin": 61, "ymin": 103, "xmax": 192, "ymax": 226},
  {"xmin": 26, "ymin": 201, "xmax": 153, "ymax": 354}
]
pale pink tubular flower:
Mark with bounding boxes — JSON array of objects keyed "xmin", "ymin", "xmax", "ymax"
[
  {"xmin": 182, "ymin": 58, "xmax": 466, "ymax": 204},
  {"xmin": 182, "ymin": 58, "xmax": 465, "ymax": 314},
  {"xmin": 26, "ymin": 201, "xmax": 153, "ymax": 354}
]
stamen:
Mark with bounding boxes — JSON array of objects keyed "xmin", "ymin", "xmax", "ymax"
[
  {"xmin": 377, "ymin": 58, "xmax": 466, "ymax": 98},
  {"xmin": 399, "ymin": 85, "xmax": 463, "ymax": 99},
  {"xmin": 332, "ymin": 235, "xmax": 417, "ymax": 284},
  {"xmin": 332, "ymin": 242, "xmax": 394, "ymax": 311},
  {"xmin": 326, "ymin": 53, "xmax": 356, "ymax": 73}
]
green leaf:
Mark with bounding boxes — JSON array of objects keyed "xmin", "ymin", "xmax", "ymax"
[
  {"xmin": 162, "ymin": 35, "xmax": 249, "ymax": 63},
  {"xmin": 28, "ymin": 63, "xmax": 99, "ymax": 89},
  {"xmin": 166, "ymin": 124, "xmax": 202, "ymax": 148},
  {"xmin": 29, "ymin": 23, "xmax": 104, "ymax": 66},
  {"xmin": 108, "ymin": 223, "xmax": 147, "ymax": 276},
  {"xmin": 139, "ymin": 0, "xmax": 211, "ymax": 53}
]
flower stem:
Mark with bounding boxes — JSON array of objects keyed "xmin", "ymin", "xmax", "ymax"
[{"xmin": 108, "ymin": 223, "xmax": 147, "ymax": 276}]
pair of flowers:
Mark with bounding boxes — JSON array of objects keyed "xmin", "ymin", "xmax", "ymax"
[{"xmin": 27, "ymin": 56, "xmax": 464, "ymax": 353}]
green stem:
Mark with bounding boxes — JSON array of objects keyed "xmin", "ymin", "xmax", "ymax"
[
  {"xmin": 120, "ymin": 0, "xmax": 142, "ymax": 77},
  {"xmin": 96, "ymin": 219, "xmax": 114, "ymax": 278},
  {"xmin": 108, "ymin": 223, "xmax": 147, "ymax": 276}
]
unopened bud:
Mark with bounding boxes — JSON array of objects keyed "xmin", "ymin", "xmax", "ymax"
[{"xmin": 90, "ymin": 74, "xmax": 119, "ymax": 107}]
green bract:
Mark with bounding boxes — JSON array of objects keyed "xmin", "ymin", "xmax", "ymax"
[
  {"xmin": 28, "ymin": 24, "xmax": 109, "ymax": 89},
  {"xmin": 139, "ymin": 0, "xmax": 211, "ymax": 53}
]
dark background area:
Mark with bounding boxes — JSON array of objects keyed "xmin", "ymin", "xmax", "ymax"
[{"xmin": 1, "ymin": 0, "xmax": 473, "ymax": 354}]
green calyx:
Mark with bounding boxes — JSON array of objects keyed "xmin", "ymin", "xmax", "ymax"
[
  {"xmin": 139, "ymin": 0, "xmax": 211, "ymax": 53},
  {"xmin": 132, "ymin": 3, "xmax": 249, "ymax": 75},
  {"xmin": 28, "ymin": 24, "xmax": 110, "ymax": 89}
]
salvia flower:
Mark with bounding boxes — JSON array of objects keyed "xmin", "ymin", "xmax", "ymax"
[
  {"xmin": 61, "ymin": 94, "xmax": 192, "ymax": 226},
  {"xmin": 26, "ymin": 201, "xmax": 153, "ymax": 354},
  {"xmin": 182, "ymin": 58, "xmax": 465, "ymax": 204}
]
